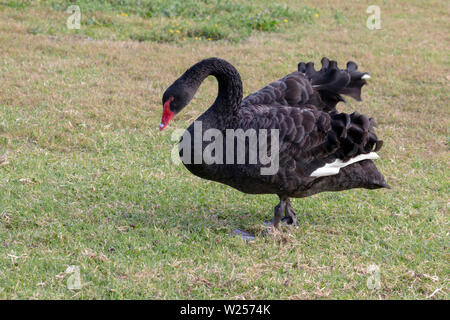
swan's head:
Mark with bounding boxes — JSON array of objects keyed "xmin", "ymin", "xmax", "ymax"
[{"xmin": 160, "ymin": 80, "xmax": 194, "ymax": 131}]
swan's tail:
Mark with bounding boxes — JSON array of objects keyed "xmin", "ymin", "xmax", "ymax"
[
  {"xmin": 298, "ymin": 57, "xmax": 370, "ymax": 111},
  {"xmin": 305, "ymin": 110, "xmax": 381, "ymax": 168},
  {"xmin": 306, "ymin": 110, "xmax": 388, "ymax": 189},
  {"xmin": 328, "ymin": 111, "xmax": 382, "ymax": 161}
]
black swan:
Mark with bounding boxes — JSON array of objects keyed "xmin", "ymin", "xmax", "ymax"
[{"xmin": 160, "ymin": 57, "xmax": 389, "ymax": 228}]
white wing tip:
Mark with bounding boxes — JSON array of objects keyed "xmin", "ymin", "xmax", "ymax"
[
  {"xmin": 310, "ymin": 167, "xmax": 339, "ymax": 177},
  {"xmin": 362, "ymin": 74, "xmax": 371, "ymax": 80},
  {"xmin": 310, "ymin": 152, "xmax": 379, "ymax": 177}
]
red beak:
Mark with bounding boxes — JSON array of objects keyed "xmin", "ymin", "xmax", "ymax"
[{"xmin": 160, "ymin": 98, "xmax": 174, "ymax": 131}]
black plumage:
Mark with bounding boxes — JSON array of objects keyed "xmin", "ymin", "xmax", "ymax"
[{"xmin": 161, "ymin": 57, "xmax": 389, "ymax": 228}]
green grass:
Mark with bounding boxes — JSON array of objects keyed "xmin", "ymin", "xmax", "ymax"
[
  {"xmin": 0, "ymin": 0, "xmax": 449, "ymax": 299},
  {"xmin": 1, "ymin": 0, "xmax": 318, "ymax": 42}
]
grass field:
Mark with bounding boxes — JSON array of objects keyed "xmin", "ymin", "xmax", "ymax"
[{"xmin": 0, "ymin": 0, "xmax": 448, "ymax": 299}]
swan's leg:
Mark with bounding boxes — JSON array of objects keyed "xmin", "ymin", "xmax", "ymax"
[
  {"xmin": 270, "ymin": 197, "xmax": 286, "ymax": 228},
  {"xmin": 231, "ymin": 197, "xmax": 295, "ymax": 240},
  {"xmin": 282, "ymin": 198, "xmax": 298, "ymax": 227}
]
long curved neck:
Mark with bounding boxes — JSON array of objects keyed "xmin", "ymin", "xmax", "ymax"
[{"xmin": 181, "ymin": 58, "xmax": 243, "ymax": 124}]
